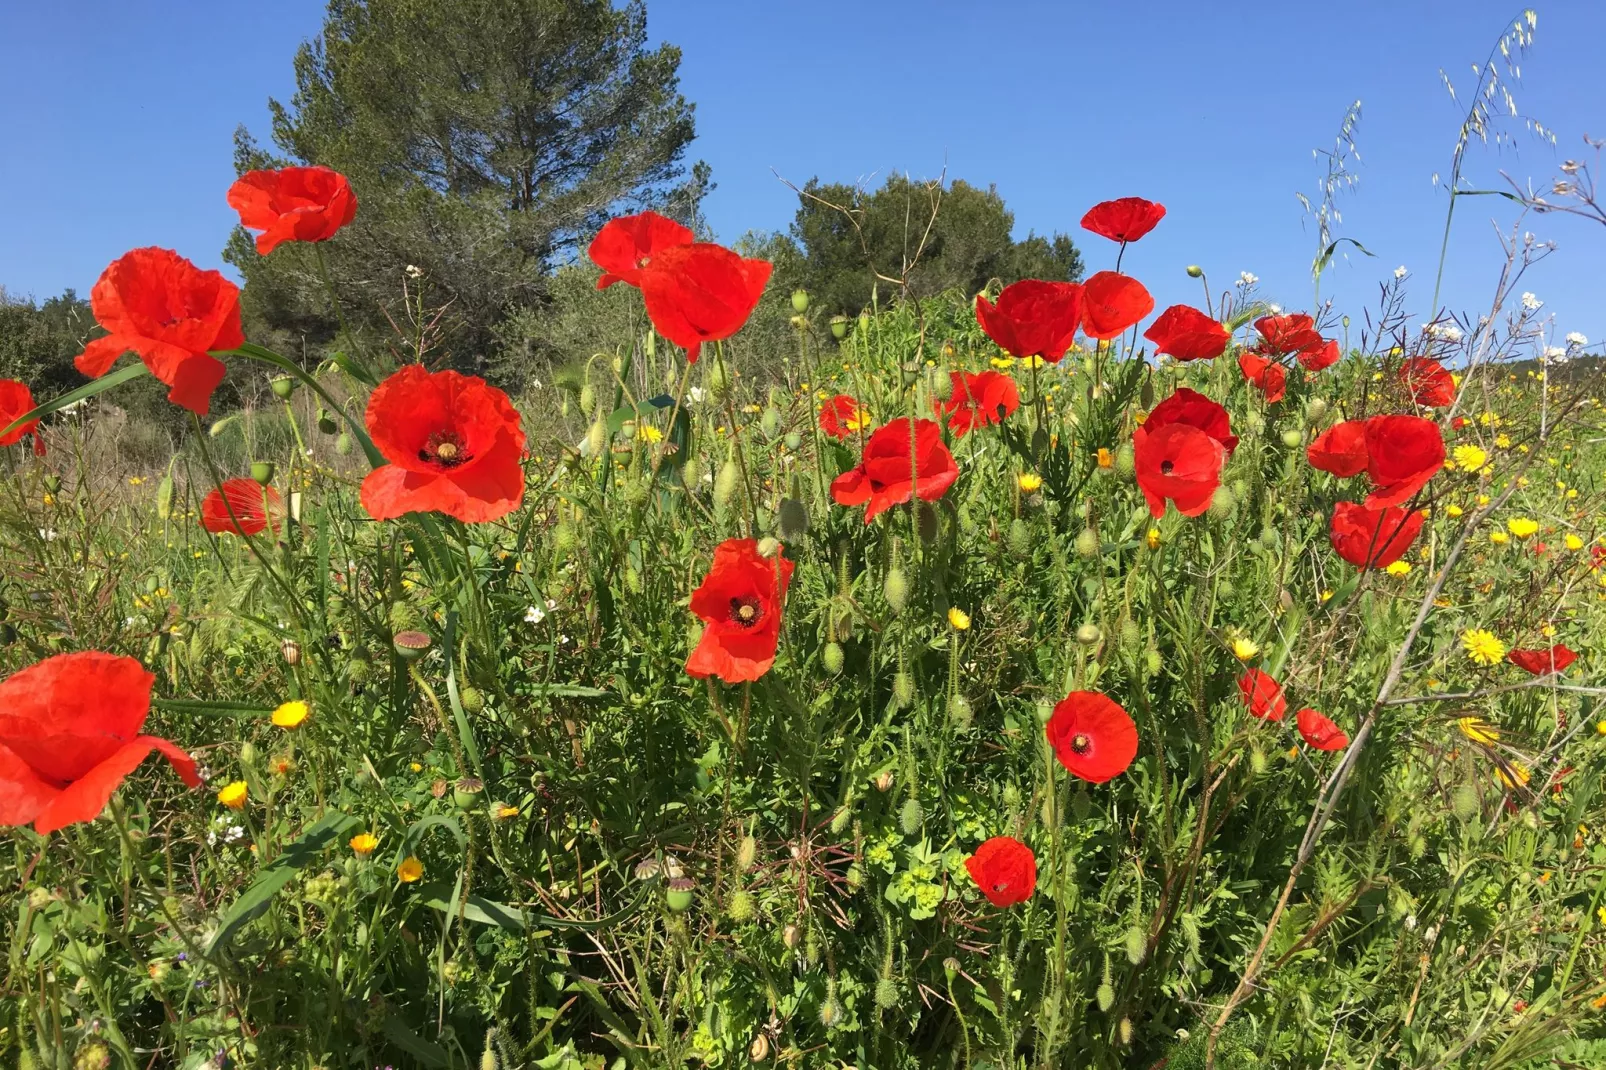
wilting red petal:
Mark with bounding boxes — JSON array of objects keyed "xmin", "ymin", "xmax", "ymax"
[
  {"xmin": 1081, "ymin": 272, "xmax": 1154, "ymax": 340},
  {"xmin": 74, "ymin": 248, "xmax": 243, "ymax": 415},
  {"xmin": 975, "ymin": 280, "xmax": 1083, "ymax": 361},
  {"xmin": 587, "ymin": 211, "xmax": 695, "ymax": 290},
  {"xmin": 1143, "ymin": 305, "xmax": 1228, "ymax": 361},
  {"xmin": 1507, "ymin": 644, "xmax": 1577, "ymax": 676},
  {"xmin": 936, "ymin": 370, "xmax": 1019, "ymax": 437},
  {"xmin": 1080, "ymin": 197, "xmax": 1166, "ymax": 244},
  {"xmin": 201, "ymin": 478, "xmax": 283, "ymax": 536},
  {"xmin": 1238, "ymin": 670, "xmax": 1287, "ymax": 722},
  {"xmin": 965, "ymin": 835, "xmax": 1037, "ymax": 907},
  {"xmin": 1329, "ymin": 501, "xmax": 1425, "ymax": 569},
  {"xmin": 1044, "ymin": 691, "xmax": 1138, "ymax": 783},
  {"xmin": 1306, "ymin": 421, "xmax": 1369, "ymax": 477},
  {"xmin": 1296, "ymin": 708, "xmax": 1349, "ymax": 751},
  {"xmin": 227, "ymin": 166, "xmax": 358, "ymax": 255}
]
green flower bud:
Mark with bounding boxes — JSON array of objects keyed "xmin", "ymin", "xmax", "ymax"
[
  {"xmin": 1280, "ymin": 428, "xmax": 1303, "ymax": 449},
  {"xmin": 874, "ymin": 977, "xmax": 900, "ymax": 1009},
  {"xmin": 1249, "ymin": 746, "xmax": 1268, "ymax": 776},
  {"xmin": 1144, "ymin": 645, "xmax": 1161, "ymax": 675},
  {"xmin": 822, "ymin": 642, "xmax": 844, "ymax": 675},
  {"xmin": 1075, "ymin": 528, "xmax": 1100, "ymax": 558},
  {"xmin": 250, "ymin": 461, "xmax": 275, "ymax": 486},
  {"xmin": 715, "ymin": 460, "xmax": 741, "ymax": 506},
  {"xmin": 705, "ymin": 360, "xmax": 731, "ymax": 399},
  {"xmin": 883, "ymin": 568, "xmax": 910, "ymax": 612},
  {"xmin": 818, "ymin": 995, "xmax": 844, "ymax": 1029},
  {"xmin": 761, "ymin": 406, "xmax": 781, "ymax": 438},
  {"xmin": 1306, "ymin": 397, "xmax": 1328, "ymax": 422},
  {"xmin": 948, "ymin": 693, "xmax": 973, "ymax": 730},
  {"xmin": 587, "ymin": 418, "xmax": 607, "ymax": 456},
  {"xmin": 783, "ymin": 431, "xmax": 802, "ymax": 450},
  {"xmin": 892, "ymin": 671, "xmax": 915, "ymax": 709},
  {"xmin": 1008, "ymin": 518, "xmax": 1031, "ymax": 554},
  {"xmin": 1124, "ymin": 926, "xmax": 1147, "ymax": 964},
  {"xmin": 1208, "ymin": 486, "xmax": 1236, "ymax": 519},
  {"xmin": 458, "ymin": 686, "xmax": 485, "ymax": 714},
  {"xmin": 1452, "ymin": 783, "xmax": 1481, "ymax": 823},
  {"xmin": 579, "ymin": 383, "xmax": 597, "ymax": 416},
  {"xmin": 735, "ymin": 833, "xmax": 758, "ymax": 872},
  {"xmin": 335, "ymin": 431, "xmax": 353, "ymax": 456},
  {"xmin": 727, "ymin": 888, "xmax": 755, "ymax": 922},
  {"xmin": 1114, "ymin": 443, "xmax": 1136, "ymax": 479},
  {"xmin": 1070, "ymin": 787, "xmax": 1092, "ymax": 822},
  {"xmin": 1076, "ymin": 623, "xmax": 1102, "ymax": 646},
  {"xmin": 317, "ymin": 409, "xmax": 339, "ymax": 435},
  {"xmin": 1119, "ymin": 1017, "xmax": 1134, "ymax": 1045},
  {"xmin": 1185, "ymin": 264, "xmax": 1204, "ymax": 278},
  {"xmin": 899, "ymin": 797, "xmax": 923, "ymax": 837},
  {"xmin": 1120, "ymin": 618, "xmax": 1141, "ymax": 650},
  {"xmin": 830, "ymin": 806, "xmax": 852, "ymax": 834},
  {"xmin": 931, "ymin": 367, "xmax": 955, "ymax": 401},
  {"xmin": 1096, "ymin": 982, "xmax": 1116, "ymax": 1012}
]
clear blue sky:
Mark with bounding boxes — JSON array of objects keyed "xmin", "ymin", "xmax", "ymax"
[{"xmin": 4, "ymin": 1, "xmax": 1603, "ymax": 345}]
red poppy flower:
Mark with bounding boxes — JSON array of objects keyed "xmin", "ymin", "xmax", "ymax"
[
  {"xmin": 1296, "ymin": 708, "xmax": 1349, "ymax": 751},
  {"xmin": 1143, "ymin": 305, "xmax": 1229, "ymax": 361},
  {"xmin": 360, "ymin": 365, "xmax": 526, "ymax": 523},
  {"xmin": 1506, "ymin": 644, "xmax": 1577, "ymax": 676},
  {"xmin": 1253, "ymin": 314, "xmax": 1322, "ymax": 356},
  {"xmin": 201, "ymin": 478, "xmax": 283, "ymax": 536},
  {"xmin": 1238, "ymin": 353, "xmax": 1287, "ymax": 403},
  {"xmin": 1306, "ymin": 420, "xmax": 1368, "ymax": 477},
  {"xmin": 227, "ymin": 166, "xmax": 358, "ymax": 256},
  {"xmin": 974, "ymin": 279, "xmax": 1083, "ymax": 362},
  {"xmin": 964, "ymin": 835, "xmax": 1037, "ymax": 907},
  {"xmin": 1328, "ymin": 501, "xmax": 1425, "ymax": 569},
  {"xmin": 1080, "ymin": 197, "xmax": 1166, "ymax": 244},
  {"xmin": 830, "ymin": 417, "xmax": 959, "ymax": 523},
  {"xmin": 1238, "ymin": 669, "xmax": 1287, "ymax": 722},
  {"xmin": 685, "ymin": 538, "xmax": 795, "ymax": 684},
  {"xmin": 74, "ymin": 248, "xmax": 244, "ymax": 416},
  {"xmin": 1132, "ymin": 388, "xmax": 1236, "ymax": 518},
  {"xmin": 936, "ymin": 370, "xmax": 1020, "ymax": 437},
  {"xmin": 1044, "ymin": 691, "xmax": 1138, "ymax": 784},
  {"xmin": 1296, "ymin": 338, "xmax": 1340, "ymax": 371},
  {"xmin": 0, "ymin": 652, "xmax": 199, "ymax": 835},
  {"xmin": 1400, "ymin": 357, "xmax": 1455, "ymax": 407},
  {"xmin": 1080, "ymin": 272, "xmax": 1155, "ymax": 340},
  {"xmin": 636, "ymin": 243, "xmax": 772, "ymax": 363},
  {"xmin": 1362, "ymin": 414, "xmax": 1444, "ymax": 508},
  {"xmin": 587, "ymin": 210, "xmax": 695, "ymax": 290},
  {"xmin": 0, "ymin": 380, "xmax": 45, "ymax": 455},
  {"xmin": 1451, "ymin": 416, "xmax": 1469, "ymax": 431},
  {"xmin": 818, "ymin": 394, "xmax": 870, "ymax": 441}
]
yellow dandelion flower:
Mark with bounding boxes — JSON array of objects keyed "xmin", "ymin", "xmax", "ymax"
[
  {"xmin": 1496, "ymin": 763, "xmax": 1530, "ymax": 790},
  {"xmin": 1096, "ymin": 448, "xmax": 1114, "ymax": 469},
  {"xmin": 1506, "ymin": 517, "xmax": 1539, "ymax": 539},
  {"xmin": 271, "ymin": 699, "xmax": 310, "ymax": 729},
  {"xmin": 1476, "ymin": 494, "xmax": 1491, "ymax": 506},
  {"xmin": 349, "ymin": 832, "xmax": 379, "ymax": 858},
  {"xmin": 638, "ymin": 424, "xmax": 663, "ymax": 444},
  {"xmin": 1489, "ymin": 530, "xmax": 1509, "ymax": 545},
  {"xmin": 397, "ymin": 856, "xmax": 424, "ymax": 883},
  {"xmin": 409, "ymin": 761, "xmax": 424, "ymax": 773},
  {"xmin": 217, "ymin": 781, "xmax": 248, "ymax": 810},
  {"xmin": 1384, "ymin": 560, "xmax": 1412, "ymax": 577},
  {"xmin": 947, "ymin": 607, "xmax": 971, "ymax": 631},
  {"xmin": 1457, "ymin": 716, "xmax": 1500, "ymax": 745},
  {"xmin": 1565, "ymin": 534, "xmax": 1584, "ymax": 550},
  {"xmin": 1320, "ymin": 589, "xmax": 1334, "ymax": 603},
  {"xmin": 1146, "ymin": 528, "xmax": 1161, "ymax": 550},
  {"xmin": 1461, "ymin": 629, "xmax": 1506, "ymax": 666},
  {"xmin": 1231, "ymin": 636, "xmax": 1259, "ymax": 661},
  {"xmin": 1452, "ymin": 444, "xmax": 1488, "ymax": 473},
  {"xmin": 1446, "ymin": 503, "xmax": 1464, "ymax": 518},
  {"xmin": 1494, "ymin": 433, "xmax": 1511, "ymax": 449},
  {"xmin": 1017, "ymin": 473, "xmax": 1043, "ymax": 493},
  {"xmin": 495, "ymin": 805, "xmax": 520, "ymax": 821}
]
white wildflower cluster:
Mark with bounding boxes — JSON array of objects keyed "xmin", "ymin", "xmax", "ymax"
[
  {"xmin": 1235, "ymin": 271, "xmax": 1258, "ymax": 288},
  {"xmin": 1393, "ymin": 266, "xmax": 1408, "ymax": 280},
  {"xmin": 1520, "ymin": 292, "xmax": 1543, "ymax": 312},
  {"xmin": 1423, "ymin": 322, "xmax": 1464, "ymax": 343}
]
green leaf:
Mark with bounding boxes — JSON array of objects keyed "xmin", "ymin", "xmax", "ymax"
[
  {"xmin": 419, "ymin": 885, "xmax": 527, "ymax": 931},
  {"xmin": 207, "ymin": 811, "xmax": 358, "ymax": 954},
  {"xmin": 152, "ymin": 699, "xmax": 273, "ymax": 718},
  {"xmin": 381, "ymin": 1013, "xmax": 449, "ymax": 1067},
  {"xmin": 0, "ymin": 362, "xmax": 148, "ymax": 440},
  {"xmin": 443, "ymin": 611, "xmax": 483, "ymax": 778}
]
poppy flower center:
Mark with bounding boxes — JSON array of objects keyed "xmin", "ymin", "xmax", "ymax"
[
  {"xmin": 421, "ymin": 430, "xmax": 470, "ymax": 468},
  {"xmin": 1071, "ymin": 733, "xmax": 1092, "ymax": 754},
  {"xmin": 728, "ymin": 596, "xmax": 763, "ymax": 628},
  {"xmin": 1159, "ymin": 460, "xmax": 1174, "ymax": 475}
]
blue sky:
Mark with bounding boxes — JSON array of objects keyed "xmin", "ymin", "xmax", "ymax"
[{"xmin": 4, "ymin": 1, "xmax": 1603, "ymax": 345}]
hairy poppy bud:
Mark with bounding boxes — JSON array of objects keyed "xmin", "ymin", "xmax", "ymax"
[
  {"xmin": 1280, "ymin": 428, "xmax": 1303, "ymax": 449},
  {"xmin": 1125, "ymin": 926, "xmax": 1147, "ymax": 964},
  {"xmin": 818, "ymin": 996, "xmax": 844, "ymax": 1028},
  {"xmin": 1114, "ymin": 443, "xmax": 1136, "ymax": 480},
  {"xmin": 1097, "ymin": 981, "xmax": 1116, "ymax": 1012},
  {"xmin": 892, "ymin": 671, "xmax": 914, "ymax": 709},
  {"xmin": 916, "ymin": 501, "xmax": 939, "ymax": 542},
  {"xmin": 586, "ymin": 418, "xmax": 606, "ymax": 456},
  {"xmin": 335, "ymin": 431, "xmax": 353, "ymax": 456},
  {"xmin": 1144, "ymin": 645, "xmax": 1161, "ymax": 675},
  {"xmin": 930, "ymin": 368, "xmax": 954, "ymax": 401},
  {"xmin": 1452, "ymin": 783, "xmax": 1481, "ymax": 823},
  {"xmin": 874, "ymin": 977, "xmax": 900, "ymax": 1009},
  {"xmin": 1306, "ymin": 397, "xmax": 1328, "ymax": 421},
  {"xmin": 1208, "ymin": 486, "xmax": 1236, "ymax": 519},
  {"xmin": 1186, "ymin": 264, "xmax": 1204, "ymax": 278},
  {"xmin": 715, "ymin": 460, "xmax": 741, "ymax": 507},
  {"xmin": 1119, "ymin": 1017, "xmax": 1134, "ymax": 1045},
  {"xmin": 1076, "ymin": 623, "xmax": 1102, "ymax": 646},
  {"xmin": 783, "ymin": 430, "xmax": 802, "ymax": 450},
  {"xmin": 578, "ymin": 383, "xmax": 596, "ymax": 416},
  {"xmin": 736, "ymin": 834, "xmax": 757, "ymax": 872},
  {"xmin": 830, "ymin": 806, "xmax": 851, "ymax": 834},
  {"xmin": 899, "ymin": 797, "xmax": 923, "ymax": 836},
  {"xmin": 1001, "ymin": 781, "xmax": 1021, "ymax": 808},
  {"xmin": 1244, "ymin": 412, "xmax": 1266, "ymax": 435},
  {"xmin": 822, "ymin": 642, "xmax": 844, "ymax": 675},
  {"xmin": 761, "ymin": 406, "xmax": 781, "ymax": 438},
  {"xmin": 779, "ymin": 497, "xmax": 808, "ymax": 537},
  {"xmin": 1070, "ymin": 786, "xmax": 1092, "ymax": 822},
  {"xmin": 791, "ymin": 289, "xmax": 810, "ymax": 314},
  {"xmin": 239, "ymin": 741, "xmax": 259, "ymax": 766},
  {"xmin": 705, "ymin": 360, "xmax": 731, "ymax": 399},
  {"xmin": 553, "ymin": 522, "xmax": 577, "ymax": 554},
  {"xmin": 948, "ymin": 693, "xmax": 973, "ymax": 729},
  {"xmin": 727, "ymin": 888, "xmax": 755, "ymax": 922},
  {"xmin": 480, "ymin": 1032, "xmax": 500, "ymax": 1070},
  {"xmin": 1249, "ymin": 746, "xmax": 1268, "ymax": 776},
  {"xmin": 1258, "ymin": 527, "xmax": 1280, "ymax": 550},
  {"xmin": 1075, "ymin": 528, "xmax": 1099, "ymax": 558},
  {"xmin": 1120, "ymin": 619, "xmax": 1141, "ymax": 650},
  {"xmin": 458, "ymin": 687, "xmax": 485, "ymax": 714},
  {"xmin": 883, "ymin": 568, "xmax": 909, "ymax": 612}
]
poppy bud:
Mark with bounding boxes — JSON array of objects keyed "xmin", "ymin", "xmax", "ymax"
[
  {"xmin": 239, "ymin": 740, "xmax": 259, "ymax": 766},
  {"xmin": 1001, "ymin": 781, "xmax": 1021, "ymax": 808},
  {"xmin": 1280, "ymin": 428, "xmax": 1303, "ymax": 449},
  {"xmin": 783, "ymin": 430, "xmax": 802, "ymax": 450},
  {"xmin": 1097, "ymin": 981, "xmax": 1116, "ymax": 1012},
  {"xmin": 586, "ymin": 419, "xmax": 606, "ymax": 456},
  {"xmin": 1119, "ymin": 1017, "xmax": 1134, "ymax": 1045},
  {"xmin": 1114, "ymin": 444, "xmax": 1136, "ymax": 479},
  {"xmin": 1452, "ymin": 783, "xmax": 1481, "ymax": 823},
  {"xmin": 1249, "ymin": 746, "xmax": 1268, "ymax": 776},
  {"xmin": 453, "ymin": 776, "xmax": 484, "ymax": 811},
  {"xmin": 1120, "ymin": 619, "xmax": 1141, "ymax": 650},
  {"xmin": 1258, "ymin": 527, "xmax": 1280, "ymax": 550},
  {"xmin": 1207, "ymin": 486, "xmax": 1236, "ymax": 519},
  {"xmin": 858, "ymin": 311, "xmax": 871, "ymax": 334},
  {"xmin": 874, "ymin": 977, "xmax": 900, "ymax": 1009},
  {"xmin": 335, "ymin": 431, "xmax": 353, "ymax": 456},
  {"xmin": 916, "ymin": 501, "xmax": 939, "ymax": 543},
  {"xmin": 899, "ymin": 797, "xmax": 923, "ymax": 836},
  {"xmin": 830, "ymin": 315, "xmax": 850, "ymax": 340},
  {"xmin": 1070, "ymin": 787, "xmax": 1092, "ymax": 822},
  {"xmin": 1076, "ymin": 623, "xmax": 1102, "ymax": 646},
  {"xmin": 822, "ymin": 642, "xmax": 844, "ymax": 675},
  {"xmin": 1075, "ymin": 529, "xmax": 1099, "ymax": 558},
  {"xmin": 458, "ymin": 687, "xmax": 485, "ymax": 714},
  {"xmin": 735, "ymin": 833, "xmax": 758, "ymax": 872},
  {"xmin": 74, "ymin": 1040, "xmax": 111, "ymax": 1070},
  {"xmin": 1186, "ymin": 264, "xmax": 1204, "ymax": 278},
  {"xmin": 873, "ymin": 769, "xmax": 895, "ymax": 793},
  {"xmin": 43, "ymin": 474, "xmax": 62, "ymax": 494},
  {"xmin": 892, "ymin": 672, "xmax": 914, "ymax": 709},
  {"xmin": 818, "ymin": 995, "xmax": 844, "ymax": 1028},
  {"xmin": 480, "ymin": 1032, "xmax": 500, "ymax": 1070},
  {"xmin": 1306, "ymin": 397, "xmax": 1328, "ymax": 421},
  {"xmin": 553, "ymin": 522, "xmax": 577, "ymax": 554},
  {"xmin": 791, "ymin": 289, "xmax": 810, "ymax": 314},
  {"xmin": 727, "ymin": 888, "xmax": 755, "ymax": 922},
  {"xmin": 779, "ymin": 497, "xmax": 808, "ymax": 537},
  {"xmin": 250, "ymin": 461, "xmax": 275, "ymax": 486},
  {"xmin": 948, "ymin": 693, "xmax": 973, "ymax": 729},
  {"xmin": 1244, "ymin": 413, "xmax": 1265, "ymax": 435},
  {"xmin": 705, "ymin": 360, "xmax": 731, "ymax": 399},
  {"xmin": 715, "ymin": 460, "xmax": 741, "ymax": 506},
  {"xmin": 665, "ymin": 876, "xmax": 695, "ymax": 912},
  {"xmin": 1008, "ymin": 518, "xmax": 1031, "ymax": 554},
  {"xmin": 1125, "ymin": 926, "xmax": 1147, "ymax": 964},
  {"xmin": 761, "ymin": 406, "xmax": 781, "ymax": 437},
  {"xmin": 883, "ymin": 568, "xmax": 909, "ymax": 612},
  {"xmin": 270, "ymin": 375, "xmax": 296, "ymax": 400},
  {"xmin": 757, "ymin": 536, "xmax": 782, "ymax": 558},
  {"xmin": 316, "ymin": 409, "xmax": 339, "ymax": 435},
  {"xmin": 930, "ymin": 367, "xmax": 955, "ymax": 401},
  {"xmin": 576, "ymin": 382, "xmax": 596, "ymax": 416}
]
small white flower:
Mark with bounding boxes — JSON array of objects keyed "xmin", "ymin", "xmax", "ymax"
[
  {"xmin": 38, "ymin": 529, "xmax": 57, "ymax": 541},
  {"xmin": 1423, "ymin": 322, "xmax": 1463, "ymax": 343},
  {"xmin": 1394, "ymin": 265, "xmax": 1408, "ymax": 280},
  {"xmin": 1236, "ymin": 271, "xmax": 1259, "ymax": 288},
  {"xmin": 524, "ymin": 604, "xmax": 546, "ymax": 625},
  {"xmin": 225, "ymin": 825, "xmax": 245, "ymax": 844},
  {"xmin": 405, "ymin": 264, "xmax": 423, "ymax": 279},
  {"xmin": 529, "ymin": 379, "xmax": 542, "ymax": 390},
  {"xmin": 687, "ymin": 386, "xmax": 706, "ymax": 405},
  {"xmin": 1521, "ymin": 292, "xmax": 1542, "ymax": 311},
  {"xmin": 1267, "ymin": 303, "xmax": 1282, "ymax": 314},
  {"xmin": 1565, "ymin": 331, "xmax": 1588, "ymax": 347},
  {"xmin": 1404, "ymin": 913, "xmax": 1417, "ymax": 931},
  {"xmin": 195, "ymin": 764, "xmax": 213, "ymax": 784},
  {"xmin": 207, "ymin": 831, "xmax": 218, "ymax": 846}
]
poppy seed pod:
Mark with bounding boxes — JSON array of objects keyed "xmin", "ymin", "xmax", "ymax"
[
  {"xmin": 270, "ymin": 375, "xmax": 296, "ymax": 400},
  {"xmin": 393, "ymin": 629, "xmax": 432, "ymax": 661},
  {"xmin": 858, "ymin": 311, "xmax": 871, "ymax": 333},
  {"xmin": 317, "ymin": 409, "xmax": 338, "ymax": 435},
  {"xmin": 830, "ymin": 315, "xmax": 850, "ymax": 340},
  {"xmin": 250, "ymin": 461, "xmax": 275, "ymax": 486},
  {"xmin": 665, "ymin": 876, "xmax": 695, "ymax": 912},
  {"xmin": 791, "ymin": 289, "xmax": 810, "ymax": 314},
  {"xmin": 1280, "ymin": 428, "xmax": 1304, "ymax": 449},
  {"xmin": 452, "ymin": 777, "xmax": 484, "ymax": 811}
]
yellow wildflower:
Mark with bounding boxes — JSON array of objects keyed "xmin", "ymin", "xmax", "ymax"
[
  {"xmin": 397, "ymin": 856, "xmax": 424, "ymax": 883},
  {"xmin": 1230, "ymin": 636, "xmax": 1259, "ymax": 661},
  {"xmin": 1565, "ymin": 534, "xmax": 1584, "ymax": 550},
  {"xmin": 1506, "ymin": 517, "xmax": 1539, "ymax": 539},
  {"xmin": 1457, "ymin": 716, "xmax": 1500, "ymax": 744},
  {"xmin": 217, "ymin": 781, "xmax": 248, "ymax": 810},
  {"xmin": 271, "ymin": 700, "xmax": 310, "ymax": 729},
  {"xmin": 1096, "ymin": 448, "xmax": 1114, "ymax": 469},
  {"xmin": 1494, "ymin": 433, "xmax": 1511, "ymax": 449},
  {"xmin": 1384, "ymin": 561, "xmax": 1412, "ymax": 577},
  {"xmin": 349, "ymin": 832, "xmax": 379, "ymax": 858},
  {"xmin": 1446, "ymin": 504, "xmax": 1464, "ymax": 518},
  {"xmin": 1497, "ymin": 763, "xmax": 1531, "ymax": 790},
  {"xmin": 496, "ymin": 805, "xmax": 520, "ymax": 821},
  {"xmin": 1018, "ymin": 473, "xmax": 1043, "ymax": 493},
  {"xmin": 1452, "ymin": 444, "xmax": 1488, "ymax": 473},
  {"xmin": 947, "ymin": 607, "xmax": 971, "ymax": 631},
  {"xmin": 1489, "ymin": 531, "xmax": 1509, "ymax": 545},
  {"xmin": 1461, "ymin": 629, "xmax": 1506, "ymax": 666},
  {"xmin": 637, "ymin": 423, "xmax": 663, "ymax": 444},
  {"xmin": 1146, "ymin": 528, "xmax": 1161, "ymax": 551}
]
